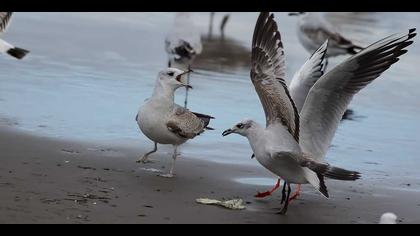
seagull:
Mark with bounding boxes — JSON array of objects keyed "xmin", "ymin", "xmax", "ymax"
[
  {"xmin": 252, "ymin": 39, "xmax": 328, "ymax": 199},
  {"xmin": 165, "ymin": 12, "xmax": 202, "ymax": 67},
  {"xmin": 252, "ymin": 40, "xmax": 328, "ymax": 199},
  {"xmin": 0, "ymin": 12, "xmax": 29, "ymax": 59},
  {"xmin": 289, "ymin": 12, "xmax": 363, "ymax": 58},
  {"xmin": 136, "ymin": 68, "xmax": 214, "ymax": 178},
  {"xmin": 165, "ymin": 12, "xmax": 203, "ymax": 108},
  {"xmin": 222, "ymin": 12, "xmax": 416, "ymax": 214},
  {"xmin": 379, "ymin": 213, "xmax": 398, "ymax": 224}
]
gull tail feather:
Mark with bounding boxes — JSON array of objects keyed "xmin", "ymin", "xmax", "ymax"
[
  {"xmin": 192, "ymin": 112, "xmax": 215, "ymax": 130},
  {"xmin": 303, "ymin": 160, "xmax": 361, "ymax": 181}
]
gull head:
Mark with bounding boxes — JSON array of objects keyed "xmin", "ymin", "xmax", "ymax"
[
  {"xmin": 222, "ymin": 119, "xmax": 256, "ymax": 137},
  {"xmin": 158, "ymin": 68, "xmax": 193, "ymax": 90}
]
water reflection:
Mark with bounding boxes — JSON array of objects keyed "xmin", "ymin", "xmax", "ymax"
[{"xmin": 193, "ymin": 35, "xmax": 250, "ymax": 74}]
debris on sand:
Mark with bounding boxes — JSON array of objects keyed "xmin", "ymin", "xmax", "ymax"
[
  {"xmin": 196, "ymin": 198, "xmax": 245, "ymax": 210},
  {"xmin": 380, "ymin": 212, "xmax": 397, "ymax": 224}
]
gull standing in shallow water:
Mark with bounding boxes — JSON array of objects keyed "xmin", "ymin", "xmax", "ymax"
[
  {"xmin": 136, "ymin": 68, "xmax": 214, "ymax": 178},
  {"xmin": 0, "ymin": 12, "xmax": 29, "ymax": 59},
  {"xmin": 165, "ymin": 12, "xmax": 203, "ymax": 108},
  {"xmin": 165, "ymin": 13, "xmax": 203, "ymax": 66},
  {"xmin": 222, "ymin": 12, "xmax": 416, "ymax": 214}
]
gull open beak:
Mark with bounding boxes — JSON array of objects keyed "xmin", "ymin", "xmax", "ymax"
[
  {"xmin": 222, "ymin": 129, "xmax": 234, "ymax": 136},
  {"xmin": 176, "ymin": 69, "xmax": 194, "ymax": 89}
]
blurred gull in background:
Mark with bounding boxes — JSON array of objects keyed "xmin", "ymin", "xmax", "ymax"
[
  {"xmin": 164, "ymin": 12, "xmax": 203, "ymax": 108},
  {"xmin": 165, "ymin": 12, "xmax": 202, "ymax": 66},
  {"xmin": 289, "ymin": 12, "xmax": 363, "ymax": 59}
]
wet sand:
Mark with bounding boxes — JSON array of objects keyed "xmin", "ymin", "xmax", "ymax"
[{"xmin": 0, "ymin": 126, "xmax": 419, "ymax": 224}]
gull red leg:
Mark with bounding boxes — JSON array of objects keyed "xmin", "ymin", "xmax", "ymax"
[
  {"xmin": 255, "ymin": 178, "xmax": 281, "ymax": 198},
  {"xmin": 288, "ymin": 184, "xmax": 301, "ymax": 203}
]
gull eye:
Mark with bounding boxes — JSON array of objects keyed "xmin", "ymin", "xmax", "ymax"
[
  {"xmin": 167, "ymin": 71, "xmax": 174, "ymax": 76},
  {"xmin": 236, "ymin": 123, "xmax": 244, "ymax": 129}
]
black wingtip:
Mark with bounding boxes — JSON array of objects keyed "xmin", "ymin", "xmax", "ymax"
[
  {"xmin": 317, "ymin": 174, "xmax": 329, "ymax": 198},
  {"xmin": 408, "ymin": 33, "xmax": 417, "ymax": 40},
  {"xmin": 7, "ymin": 47, "xmax": 30, "ymax": 60},
  {"xmin": 407, "ymin": 28, "xmax": 417, "ymax": 41}
]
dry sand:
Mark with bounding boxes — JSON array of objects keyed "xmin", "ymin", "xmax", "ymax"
[{"xmin": 0, "ymin": 126, "xmax": 419, "ymax": 224}]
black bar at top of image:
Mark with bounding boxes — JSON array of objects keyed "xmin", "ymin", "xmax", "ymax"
[{"xmin": 3, "ymin": 0, "xmax": 420, "ymax": 12}]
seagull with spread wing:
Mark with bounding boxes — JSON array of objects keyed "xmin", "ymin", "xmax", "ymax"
[
  {"xmin": 136, "ymin": 68, "xmax": 214, "ymax": 178},
  {"xmin": 0, "ymin": 12, "xmax": 29, "ymax": 59},
  {"xmin": 222, "ymin": 12, "xmax": 416, "ymax": 214},
  {"xmin": 252, "ymin": 40, "xmax": 328, "ymax": 199}
]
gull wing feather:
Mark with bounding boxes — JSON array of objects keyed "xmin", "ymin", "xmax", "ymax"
[
  {"xmin": 300, "ymin": 29, "xmax": 416, "ymax": 161},
  {"xmin": 251, "ymin": 12, "xmax": 299, "ymax": 142}
]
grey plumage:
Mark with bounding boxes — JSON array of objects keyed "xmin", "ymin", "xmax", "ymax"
[{"xmin": 290, "ymin": 39, "xmax": 328, "ymax": 112}]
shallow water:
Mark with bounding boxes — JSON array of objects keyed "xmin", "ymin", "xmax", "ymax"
[{"xmin": 0, "ymin": 12, "xmax": 419, "ymax": 184}]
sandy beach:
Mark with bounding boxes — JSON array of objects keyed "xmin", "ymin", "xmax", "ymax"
[
  {"xmin": 1, "ymin": 12, "xmax": 420, "ymax": 224},
  {"xmin": 1, "ymin": 125, "xmax": 419, "ymax": 224}
]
